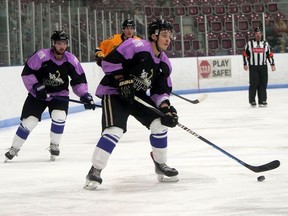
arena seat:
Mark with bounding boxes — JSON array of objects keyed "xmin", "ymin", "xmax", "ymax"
[
  {"xmin": 254, "ymin": 2, "xmax": 265, "ymax": 14},
  {"xmin": 187, "ymin": 5, "xmax": 199, "ymax": 16},
  {"xmin": 214, "ymin": 4, "xmax": 226, "ymax": 16},
  {"xmin": 227, "ymin": 3, "xmax": 239, "ymax": 15},
  {"xmin": 241, "ymin": 3, "xmax": 252, "ymax": 15},
  {"xmin": 201, "ymin": 4, "xmax": 212, "ymax": 16},
  {"xmin": 267, "ymin": 2, "xmax": 279, "ymax": 14},
  {"xmin": 174, "ymin": 6, "xmax": 186, "ymax": 16},
  {"xmin": 220, "ymin": 32, "xmax": 232, "ymax": 50}
]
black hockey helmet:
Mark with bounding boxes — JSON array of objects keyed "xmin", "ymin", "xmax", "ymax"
[
  {"xmin": 51, "ymin": 30, "xmax": 69, "ymax": 46},
  {"xmin": 148, "ymin": 19, "xmax": 173, "ymax": 41},
  {"xmin": 122, "ymin": 19, "xmax": 136, "ymax": 29}
]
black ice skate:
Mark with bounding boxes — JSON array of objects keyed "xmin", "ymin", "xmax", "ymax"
[
  {"xmin": 250, "ymin": 102, "xmax": 257, "ymax": 107},
  {"xmin": 83, "ymin": 166, "xmax": 103, "ymax": 190},
  {"xmin": 48, "ymin": 143, "xmax": 60, "ymax": 161},
  {"xmin": 150, "ymin": 152, "xmax": 179, "ymax": 182},
  {"xmin": 4, "ymin": 147, "xmax": 20, "ymax": 162},
  {"xmin": 259, "ymin": 101, "xmax": 268, "ymax": 107}
]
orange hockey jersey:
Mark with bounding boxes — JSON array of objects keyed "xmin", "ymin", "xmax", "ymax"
[{"xmin": 95, "ymin": 34, "xmax": 140, "ymax": 58}]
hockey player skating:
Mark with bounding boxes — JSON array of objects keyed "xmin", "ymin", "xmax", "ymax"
[
  {"xmin": 84, "ymin": 19, "xmax": 179, "ymax": 190},
  {"xmin": 95, "ymin": 19, "xmax": 140, "ymax": 66},
  {"xmin": 5, "ymin": 30, "xmax": 95, "ymax": 162}
]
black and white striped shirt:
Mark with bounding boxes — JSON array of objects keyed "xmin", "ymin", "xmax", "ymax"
[{"xmin": 243, "ymin": 40, "xmax": 275, "ymax": 66}]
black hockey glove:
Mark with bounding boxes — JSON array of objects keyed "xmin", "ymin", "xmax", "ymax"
[
  {"xmin": 32, "ymin": 82, "xmax": 47, "ymax": 100},
  {"xmin": 118, "ymin": 78, "xmax": 135, "ymax": 104},
  {"xmin": 80, "ymin": 93, "xmax": 96, "ymax": 110},
  {"xmin": 159, "ymin": 106, "xmax": 178, "ymax": 128}
]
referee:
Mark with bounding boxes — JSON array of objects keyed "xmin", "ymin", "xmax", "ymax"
[{"xmin": 243, "ymin": 27, "xmax": 276, "ymax": 107}]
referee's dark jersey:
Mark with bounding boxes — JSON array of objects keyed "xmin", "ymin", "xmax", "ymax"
[{"xmin": 243, "ymin": 40, "xmax": 275, "ymax": 66}]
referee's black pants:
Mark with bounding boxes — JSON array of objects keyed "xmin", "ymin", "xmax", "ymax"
[{"xmin": 248, "ymin": 65, "xmax": 268, "ymax": 104}]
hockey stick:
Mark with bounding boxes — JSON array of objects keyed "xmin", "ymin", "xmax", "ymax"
[
  {"xmin": 52, "ymin": 96, "xmax": 102, "ymax": 108},
  {"xmin": 134, "ymin": 96, "xmax": 280, "ymax": 173},
  {"xmin": 171, "ymin": 92, "xmax": 208, "ymax": 104}
]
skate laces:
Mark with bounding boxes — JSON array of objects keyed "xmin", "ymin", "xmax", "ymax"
[
  {"xmin": 46, "ymin": 143, "xmax": 59, "ymax": 151},
  {"xmin": 158, "ymin": 163, "xmax": 171, "ymax": 172},
  {"xmin": 90, "ymin": 167, "xmax": 102, "ymax": 177}
]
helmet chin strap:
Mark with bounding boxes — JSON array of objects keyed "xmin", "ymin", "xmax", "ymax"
[{"xmin": 154, "ymin": 36, "xmax": 162, "ymax": 54}]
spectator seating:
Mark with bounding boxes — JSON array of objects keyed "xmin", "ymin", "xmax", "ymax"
[
  {"xmin": 241, "ymin": 3, "xmax": 253, "ymax": 15},
  {"xmin": 185, "ymin": 50, "xmax": 196, "ymax": 57},
  {"xmin": 153, "ymin": 6, "xmax": 162, "ymax": 17},
  {"xmin": 196, "ymin": 16, "xmax": 205, "ymax": 33},
  {"xmin": 174, "ymin": 6, "xmax": 186, "ymax": 16},
  {"xmin": 162, "ymin": 7, "xmax": 171, "ymax": 17},
  {"xmin": 220, "ymin": 32, "xmax": 232, "ymax": 50},
  {"xmin": 192, "ymin": 40, "xmax": 201, "ymax": 51},
  {"xmin": 174, "ymin": 40, "xmax": 182, "ymax": 51},
  {"xmin": 144, "ymin": 6, "xmax": 152, "ymax": 16},
  {"xmin": 237, "ymin": 15, "xmax": 249, "ymax": 31},
  {"xmin": 223, "ymin": 15, "xmax": 233, "ymax": 32},
  {"xmin": 139, "ymin": 1, "xmax": 283, "ymax": 58},
  {"xmin": 250, "ymin": 14, "xmax": 262, "ymax": 30},
  {"xmin": 247, "ymin": 31, "xmax": 255, "ymax": 41},
  {"xmin": 254, "ymin": 2, "xmax": 265, "ymax": 14},
  {"xmin": 173, "ymin": 23, "xmax": 180, "ymax": 34},
  {"xmin": 214, "ymin": 4, "xmax": 226, "ymax": 15},
  {"xmin": 227, "ymin": 3, "xmax": 239, "ymax": 14},
  {"xmin": 207, "ymin": 32, "xmax": 219, "ymax": 50},
  {"xmin": 174, "ymin": 40, "xmax": 192, "ymax": 51},
  {"xmin": 202, "ymin": 4, "xmax": 213, "ymax": 16},
  {"xmin": 210, "ymin": 16, "xmax": 223, "ymax": 32},
  {"xmin": 184, "ymin": 40, "xmax": 191, "ymax": 51},
  {"xmin": 267, "ymin": 2, "xmax": 279, "ymax": 13},
  {"xmin": 187, "ymin": 5, "xmax": 199, "ymax": 16},
  {"xmin": 12, "ymin": 0, "xmax": 287, "ymax": 63},
  {"xmin": 235, "ymin": 32, "xmax": 246, "ymax": 49}
]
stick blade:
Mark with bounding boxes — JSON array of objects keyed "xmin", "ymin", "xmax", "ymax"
[
  {"xmin": 197, "ymin": 93, "xmax": 208, "ymax": 103},
  {"xmin": 248, "ymin": 160, "xmax": 280, "ymax": 173}
]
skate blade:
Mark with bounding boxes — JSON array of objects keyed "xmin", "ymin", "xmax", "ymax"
[
  {"xmin": 83, "ymin": 179, "xmax": 101, "ymax": 190},
  {"xmin": 50, "ymin": 155, "xmax": 57, "ymax": 161},
  {"xmin": 157, "ymin": 174, "xmax": 179, "ymax": 183},
  {"xmin": 4, "ymin": 157, "xmax": 10, "ymax": 163}
]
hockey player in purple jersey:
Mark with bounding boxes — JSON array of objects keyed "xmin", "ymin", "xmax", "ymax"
[
  {"xmin": 84, "ymin": 19, "xmax": 179, "ymax": 190},
  {"xmin": 5, "ymin": 30, "xmax": 95, "ymax": 162}
]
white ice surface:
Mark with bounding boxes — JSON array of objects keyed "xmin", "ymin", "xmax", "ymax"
[{"xmin": 0, "ymin": 89, "xmax": 287, "ymax": 216}]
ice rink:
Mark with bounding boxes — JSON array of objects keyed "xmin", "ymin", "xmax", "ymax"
[{"xmin": 0, "ymin": 89, "xmax": 287, "ymax": 216}]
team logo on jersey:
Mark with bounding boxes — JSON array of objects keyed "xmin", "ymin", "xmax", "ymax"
[
  {"xmin": 44, "ymin": 70, "xmax": 64, "ymax": 87},
  {"xmin": 132, "ymin": 39, "xmax": 144, "ymax": 47},
  {"xmin": 37, "ymin": 50, "xmax": 46, "ymax": 59},
  {"xmin": 132, "ymin": 69, "xmax": 153, "ymax": 91}
]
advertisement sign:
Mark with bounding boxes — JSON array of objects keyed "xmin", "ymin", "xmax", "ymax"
[{"xmin": 198, "ymin": 59, "xmax": 231, "ymax": 79}]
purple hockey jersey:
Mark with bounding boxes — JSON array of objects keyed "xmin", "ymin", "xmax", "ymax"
[
  {"xmin": 22, "ymin": 48, "xmax": 89, "ymax": 100},
  {"xmin": 96, "ymin": 38, "xmax": 173, "ymax": 107}
]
